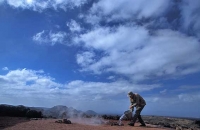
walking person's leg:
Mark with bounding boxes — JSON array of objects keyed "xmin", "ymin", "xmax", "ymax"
[
  {"xmin": 138, "ymin": 115, "xmax": 146, "ymax": 126},
  {"xmin": 128, "ymin": 106, "xmax": 144, "ymax": 126}
]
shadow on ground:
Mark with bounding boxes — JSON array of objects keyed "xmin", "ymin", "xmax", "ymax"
[{"xmin": 0, "ymin": 117, "xmax": 30, "ymax": 129}]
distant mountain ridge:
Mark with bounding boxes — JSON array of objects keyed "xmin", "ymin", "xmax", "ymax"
[
  {"xmin": 29, "ymin": 105, "xmax": 99, "ymax": 118},
  {"xmin": 0, "ymin": 104, "xmax": 98, "ymax": 118}
]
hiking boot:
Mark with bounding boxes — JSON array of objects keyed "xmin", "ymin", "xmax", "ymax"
[
  {"xmin": 139, "ymin": 124, "xmax": 146, "ymax": 127},
  {"xmin": 128, "ymin": 122, "xmax": 134, "ymax": 126}
]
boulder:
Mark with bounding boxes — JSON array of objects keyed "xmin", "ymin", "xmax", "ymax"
[{"xmin": 63, "ymin": 119, "xmax": 71, "ymax": 124}]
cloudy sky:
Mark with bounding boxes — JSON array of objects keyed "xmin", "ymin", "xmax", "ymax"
[{"xmin": 0, "ymin": 0, "xmax": 200, "ymax": 118}]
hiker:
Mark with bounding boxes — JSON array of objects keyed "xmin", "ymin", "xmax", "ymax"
[{"xmin": 127, "ymin": 91, "xmax": 146, "ymax": 127}]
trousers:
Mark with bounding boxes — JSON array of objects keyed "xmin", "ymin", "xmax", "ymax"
[{"xmin": 131, "ymin": 106, "xmax": 145, "ymax": 125}]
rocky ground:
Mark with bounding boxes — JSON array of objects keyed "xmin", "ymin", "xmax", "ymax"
[
  {"xmin": 0, "ymin": 116, "xmax": 200, "ymax": 130},
  {"xmin": 142, "ymin": 116, "xmax": 200, "ymax": 130}
]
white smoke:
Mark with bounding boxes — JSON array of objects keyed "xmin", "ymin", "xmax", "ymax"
[{"xmin": 70, "ymin": 116, "xmax": 108, "ymax": 126}]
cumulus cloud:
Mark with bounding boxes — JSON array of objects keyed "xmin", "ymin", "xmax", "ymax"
[
  {"xmin": 1, "ymin": 0, "xmax": 87, "ymax": 11},
  {"xmin": 0, "ymin": 68, "xmax": 161, "ymax": 107},
  {"xmin": 0, "ymin": 69, "xmax": 62, "ymax": 98},
  {"xmin": 67, "ymin": 19, "xmax": 82, "ymax": 32},
  {"xmin": 0, "ymin": 69, "xmax": 65, "ymax": 100},
  {"xmin": 74, "ymin": 25, "xmax": 200, "ymax": 80},
  {"xmin": 33, "ymin": 30, "xmax": 67, "ymax": 45},
  {"xmin": 85, "ymin": 0, "xmax": 171, "ymax": 23}
]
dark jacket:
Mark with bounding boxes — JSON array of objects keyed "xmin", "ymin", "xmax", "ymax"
[{"xmin": 130, "ymin": 93, "xmax": 146, "ymax": 108}]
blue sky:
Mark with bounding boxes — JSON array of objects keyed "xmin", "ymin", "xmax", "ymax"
[{"xmin": 0, "ymin": 0, "xmax": 200, "ymax": 118}]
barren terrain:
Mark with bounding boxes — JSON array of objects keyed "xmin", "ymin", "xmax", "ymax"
[{"xmin": 0, "ymin": 117, "xmax": 172, "ymax": 130}]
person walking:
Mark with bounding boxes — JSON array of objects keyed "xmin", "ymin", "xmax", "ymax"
[{"xmin": 127, "ymin": 91, "xmax": 146, "ymax": 127}]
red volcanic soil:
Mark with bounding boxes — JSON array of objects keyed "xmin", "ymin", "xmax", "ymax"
[{"xmin": 0, "ymin": 117, "xmax": 171, "ymax": 130}]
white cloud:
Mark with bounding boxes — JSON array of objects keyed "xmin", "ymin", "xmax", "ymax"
[
  {"xmin": 0, "ymin": 69, "xmax": 62, "ymax": 97},
  {"xmin": 65, "ymin": 80, "xmax": 160, "ymax": 98},
  {"xmin": 49, "ymin": 31, "xmax": 67, "ymax": 45},
  {"xmin": 74, "ymin": 25, "xmax": 200, "ymax": 80},
  {"xmin": 180, "ymin": 0, "xmax": 200, "ymax": 38},
  {"xmin": 6, "ymin": 0, "xmax": 48, "ymax": 11},
  {"xmin": 0, "ymin": 68, "xmax": 160, "ymax": 109},
  {"xmin": 33, "ymin": 30, "xmax": 47, "ymax": 43},
  {"xmin": 84, "ymin": 14, "xmax": 101, "ymax": 25},
  {"xmin": 136, "ymin": 29, "xmax": 200, "ymax": 76},
  {"xmin": 67, "ymin": 20, "xmax": 82, "ymax": 32},
  {"xmin": 1, "ymin": 68, "xmax": 200, "ymax": 117},
  {"xmin": 33, "ymin": 30, "xmax": 67, "ymax": 45},
  {"xmin": 76, "ymin": 51, "xmax": 95, "ymax": 67},
  {"xmin": 107, "ymin": 76, "xmax": 115, "ymax": 80},
  {"xmin": 2, "ymin": 0, "xmax": 87, "ymax": 11},
  {"xmin": 74, "ymin": 25, "xmax": 149, "ymax": 51},
  {"xmin": 86, "ymin": 0, "xmax": 171, "ymax": 23},
  {"xmin": 2, "ymin": 67, "xmax": 9, "ymax": 71}
]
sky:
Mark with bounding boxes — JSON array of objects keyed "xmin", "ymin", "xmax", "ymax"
[{"xmin": 0, "ymin": 0, "xmax": 200, "ymax": 118}]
